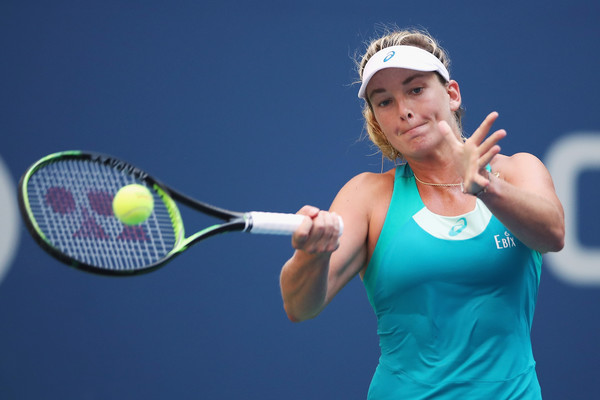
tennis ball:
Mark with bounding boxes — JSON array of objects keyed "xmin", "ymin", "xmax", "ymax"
[{"xmin": 112, "ymin": 184, "xmax": 154, "ymax": 225}]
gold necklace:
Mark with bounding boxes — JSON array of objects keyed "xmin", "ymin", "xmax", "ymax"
[{"xmin": 413, "ymin": 174, "xmax": 462, "ymax": 188}]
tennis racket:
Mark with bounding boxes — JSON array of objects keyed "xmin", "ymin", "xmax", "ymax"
[{"xmin": 18, "ymin": 150, "xmax": 343, "ymax": 276}]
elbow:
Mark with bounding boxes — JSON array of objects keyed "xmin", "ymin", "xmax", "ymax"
[
  {"xmin": 551, "ymin": 221, "xmax": 566, "ymax": 252},
  {"xmin": 283, "ymin": 303, "xmax": 319, "ymax": 323},
  {"xmin": 554, "ymin": 232, "xmax": 565, "ymax": 252},
  {"xmin": 284, "ymin": 305, "xmax": 302, "ymax": 323},
  {"xmin": 551, "ymin": 230, "xmax": 565, "ymax": 252},
  {"xmin": 543, "ymin": 239, "xmax": 564, "ymax": 254},
  {"xmin": 541, "ymin": 226, "xmax": 565, "ymax": 253},
  {"xmin": 286, "ymin": 313, "xmax": 303, "ymax": 323},
  {"xmin": 550, "ymin": 209, "xmax": 566, "ymax": 252}
]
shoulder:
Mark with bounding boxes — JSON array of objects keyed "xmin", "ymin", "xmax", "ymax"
[
  {"xmin": 492, "ymin": 152, "xmax": 544, "ymax": 169},
  {"xmin": 335, "ymin": 167, "xmax": 396, "ymax": 224},
  {"xmin": 491, "ymin": 152, "xmax": 556, "ymax": 194},
  {"xmin": 336, "ymin": 169, "xmax": 395, "ymax": 203},
  {"xmin": 331, "ymin": 168, "xmax": 395, "ymax": 225},
  {"xmin": 492, "ymin": 153, "xmax": 549, "ymax": 182}
]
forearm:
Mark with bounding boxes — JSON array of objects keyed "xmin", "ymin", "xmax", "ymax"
[
  {"xmin": 479, "ymin": 174, "xmax": 565, "ymax": 253},
  {"xmin": 280, "ymin": 250, "xmax": 332, "ymax": 322}
]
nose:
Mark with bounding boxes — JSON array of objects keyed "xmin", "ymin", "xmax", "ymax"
[
  {"xmin": 399, "ymin": 105, "xmax": 413, "ymax": 121},
  {"xmin": 397, "ymin": 99, "xmax": 413, "ymax": 121}
]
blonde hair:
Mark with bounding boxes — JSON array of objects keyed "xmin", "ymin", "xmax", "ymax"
[{"xmin": 357, "ymin": 27, "xmax": 463, "ymax": 161}]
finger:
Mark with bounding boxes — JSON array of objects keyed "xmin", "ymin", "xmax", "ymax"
[
  {"xmin": 478, "ymin": 129, "xmax": 506, "ymax": 156},
  {"xmin": 331, "ymin": 212, "xmax": 343, "ymax": 238},
  {"xmin": 310, "ymin": 211, "xmax": 328, "ymax": 240},
  {"xmin": 476, "ymin": 129, "xmax": 505, "ymax": 169},
  {"xmin": 313, "ymin": 212, "xmax": 333, "ymax": 253},
  {"xmin": 301, "ymin": 211, "xmax": 339, "ymax": 254},
  {"xmin": 292, "ymin": 206, "xmax": 320, "ymax": 249},
  {"xmin": 479, "ymin": 144, "xmax": 502, "ymax": 169},
  {"xmin": 295, "ymin": 205, "xmax": 320, "ymax": 237},
  {"xmin": 471, "ymin": 111, "xmax": 499, "ymax": 144},
  {"xmin": 438, "ymin": 120, "xmax": 462, "ymax": 148},
  {"xmin": 464, "ymin": 166, "xmax": 493, "ymax": 194},
  {"xmin": 468, "ymin": 143, "xmax": 502, "ymax": 194},
  {"xmin": 291, "ymin": 220, "xmax": 312, "ymax": 249},
  {"xmin": 297, "ymin": 205, "xmax": 320, "ymax": 218},
  {"xmin": 471, "ymin": 175, "xmax": 490, "ymax": 193},
  {"xmin": 321, "ymin": 212, "xmax": 341, "ymax": 253}
]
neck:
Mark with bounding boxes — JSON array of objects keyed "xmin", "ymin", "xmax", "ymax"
[
  {"xmin": 413, "ymin": 173, "xmax": 461, "ymax": 188},
  {"xmin": 407, "ymin": 157, "xmax": 461, "ymax": 187}
]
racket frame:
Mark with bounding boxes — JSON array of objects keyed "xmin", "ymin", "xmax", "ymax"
[{"xmin": 18, "ymin": 150, "xmax": 250, "ymax": 275}]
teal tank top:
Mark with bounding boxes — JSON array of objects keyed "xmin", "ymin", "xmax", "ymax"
[{"xmin": 363, "ymin": 164, "xmax": 543, "ymax": 399}]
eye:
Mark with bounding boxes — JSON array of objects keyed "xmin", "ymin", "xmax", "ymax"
[
  {"xmin": 411, "ymin": 87, "xmax": 424, "ymax": 95},
  {"xmin": 373, "ymin": 97, "xmax": 394, "ymax": 108},
  {"xmin": 376, "ymin": 98, "xmax": 392, "ymax": 108}
]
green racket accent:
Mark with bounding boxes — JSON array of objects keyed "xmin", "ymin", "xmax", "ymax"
[{"xmin": 154, "ymin": 184, "xmax": 185, "ymax": 245}]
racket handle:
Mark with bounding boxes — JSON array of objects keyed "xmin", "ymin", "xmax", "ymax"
[{"xmin": 246, "ymin": 212, "xmax": 344, "ymax": 236}]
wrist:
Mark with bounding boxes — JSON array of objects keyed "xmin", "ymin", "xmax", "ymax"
[
  {"xmin": 477, "ymin": 170, "xmax": 501, "ymax": 197},
  {"xmin": 461, "ymin": 169, "xmax": 500, "ymax": 197},
  {"xmin": 293, "ymin": 248, "xmax": 332, "ymax": 264}
]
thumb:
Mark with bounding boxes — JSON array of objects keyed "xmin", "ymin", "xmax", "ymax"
[
  {"xmin": 438, "ymin": 120, "xmax": 461, "ymax": 148},
  {"xmin": 297, "ymin": 205, "xmax": 320, "ymax": 218},
  {"xmin": 438, "ymin": 120, "xmax": 454, "ymax": 137}
]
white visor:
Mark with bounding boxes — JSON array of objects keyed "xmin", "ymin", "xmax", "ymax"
[{"xmin": 358, "ymin": 45, "xmax": 450, "ymax": 99}]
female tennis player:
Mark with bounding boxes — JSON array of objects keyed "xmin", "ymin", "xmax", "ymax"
[{"xmin": 280, "ymin": 28, "xmax": 565, "ymax": 399}]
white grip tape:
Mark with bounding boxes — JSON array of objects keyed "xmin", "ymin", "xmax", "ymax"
[{"xmin": 246, "ymin": 211, "xmax": 343, "ymax": 236}]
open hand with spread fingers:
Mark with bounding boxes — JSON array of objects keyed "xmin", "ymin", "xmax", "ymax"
[{"xmin": 439, "ymin": 111, "xmax": 507, "ymax": 196}]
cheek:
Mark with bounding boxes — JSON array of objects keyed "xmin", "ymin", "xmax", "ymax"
[
  {"xmin": 427, "ymin": 96, "xmax": 454, "ymax": 120},
  {"xmin": 372, "ymin": 109, "xmax": 391, "ymax": 129}
]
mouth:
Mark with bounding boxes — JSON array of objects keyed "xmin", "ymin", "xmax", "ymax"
[{"xmin": 399, "ymin": 122, "xmax": 427, "ymax": 136}]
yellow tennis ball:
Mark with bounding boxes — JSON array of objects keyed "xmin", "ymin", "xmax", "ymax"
[{"xmin": 112, "ymin": 184, "xmax": 154, "ymax": 225}]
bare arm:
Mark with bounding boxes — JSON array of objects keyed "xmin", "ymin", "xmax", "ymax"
[
  {"xmin": 441, "ymin": 112, "xmax": 565, "ymax": 253},
  {"xmin": 279, "ymin": 173, "xmax": 376, "ymax": 322},
  {"xmin": 479, "ymin": 153, "xmax": 565, "ymax": 253}
]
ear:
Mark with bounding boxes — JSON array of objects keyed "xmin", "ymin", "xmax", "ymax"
[{"xmin": 447, "ymin": 80, "xmax": 462, "ymax": 112}]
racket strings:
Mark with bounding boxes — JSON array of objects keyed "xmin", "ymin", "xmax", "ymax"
[{"xmin": 26, "ymin": 159, "xmax": 177, "ymax": 272}]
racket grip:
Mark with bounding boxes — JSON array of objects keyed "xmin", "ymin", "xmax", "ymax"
[{"xmin": 246, "ymin": 212, "xmax": 344, "ymax": 236}]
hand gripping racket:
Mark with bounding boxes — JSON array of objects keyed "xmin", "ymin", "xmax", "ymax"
[{"xmin": 18, "ymin": 151, "xmax": 343, "ymax": 276}]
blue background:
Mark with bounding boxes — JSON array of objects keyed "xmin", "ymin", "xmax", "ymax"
[{"xmin": 1, "ymin": 1, "xmax": 599, "ymax": 399}]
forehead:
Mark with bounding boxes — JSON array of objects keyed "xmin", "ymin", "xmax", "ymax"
[
  {"xmin": 368, "ymin": 68, "xmax": 433, "ymax": 87},
  {"xmin": 366, "ymin": 69, "xmax": 437, "ymax": 98}
]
